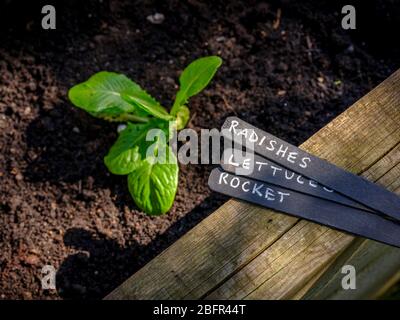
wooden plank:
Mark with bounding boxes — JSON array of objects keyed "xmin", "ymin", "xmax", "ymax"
[
  {"xmin": 303, "ymin": 149, "xmax": 400, "ymax": 300},
  {"xmin": 303, "ymin": 239, "xmax": 400, "ymax": 300},
  {"xmin": 105, "ymin": 69, "xmax": 400, "ymax": 300},
  {"xmin": 290, "ymin": 259, "xmax": 336, "ymax": 300},
  {"xmin": 208, "ymin": 150, "xmax": 400, "ymax": 299},
  {"xmin": 206, "ymin": 220, "xmax": 352, "ymax": 299}
]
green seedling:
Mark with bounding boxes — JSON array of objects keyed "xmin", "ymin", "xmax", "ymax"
[{"xmin": 68, "ymin": 56, "xmax": 222, "ymax": 215}]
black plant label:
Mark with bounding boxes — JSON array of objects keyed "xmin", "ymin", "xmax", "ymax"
[
  {"xmin": 220, "ymin": 117, "xmax": 400, "ymax": 221},
  {"xmin": 208, "ymin": 168, "xmax": 400, "ymax": 248}
]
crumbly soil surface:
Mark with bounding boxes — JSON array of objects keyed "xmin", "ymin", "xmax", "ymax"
[{"xmin": 0, "ymin": 0, "xmax": 398, "ymax": 299}]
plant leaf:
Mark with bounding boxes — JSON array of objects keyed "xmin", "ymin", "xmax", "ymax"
[
  {"xmin": 127, "ymin": 148, "xmax": 178, "ymax": 215},
  {"xmin": 104, "ymin": 122, "xmax": 151, "ymax": 175},
  {"xmin": 175, "ymin": 105, "xmax": 190, "ymax": 130},
  {"xmin": 171, "ymin": 56, "xmax": 222, "ymax": 116},
  {"xmin": 121, "ymin": 88, "xmax": 173, "ymax": 121},
  {"xmin": 68, "ymin": 71, "xmax": 149, "ymax": 120}
]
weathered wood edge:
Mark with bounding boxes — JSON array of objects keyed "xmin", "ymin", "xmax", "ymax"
[{"xmin": 105, "ymin": 69, "xmax": 400, "ymax": 300}]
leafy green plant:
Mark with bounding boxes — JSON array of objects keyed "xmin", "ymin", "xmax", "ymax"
[{"xmin": 68, "ymin": 56, "xmax": 222, "ymax": 215}]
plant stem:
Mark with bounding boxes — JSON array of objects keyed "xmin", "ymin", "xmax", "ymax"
[{"xmin": 119, "ymin": 114, "xmax": 150, "ymax": 123}]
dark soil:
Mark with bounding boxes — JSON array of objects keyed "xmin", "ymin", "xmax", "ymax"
[{"xmin": 0, "ymin": 0, "xmax": 399, "ymax": 299}]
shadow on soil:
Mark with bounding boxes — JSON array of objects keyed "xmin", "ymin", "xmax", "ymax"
[{"xmin": 56, "ymin": 193, "xmax": 226, "ymax": 299}]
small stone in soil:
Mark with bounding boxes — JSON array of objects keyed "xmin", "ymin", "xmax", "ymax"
[
  {"xmin": 23, "ymin": 254, "xmax": 40, "ymax": 266},
  {"xmin": 146, "ymin": 13, "xmax": 165, "ymax": 24},
  {"xmin": 23, "ymin": 291, "xmax": 33, "ymax": 300},
  {"xmin": 24, "ymin": 107, "xmax": 31, "ymax": 115}
]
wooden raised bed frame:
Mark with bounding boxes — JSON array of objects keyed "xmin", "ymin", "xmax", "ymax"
[{"xmin": 106, "ymin": 69, "xmax": 400, "ymax": 300}]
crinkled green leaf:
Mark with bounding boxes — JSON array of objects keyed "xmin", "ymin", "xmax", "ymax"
[
  {"xmin": 104, "ymin": 119, "xmax": 170, "ymax": 175},
  {"xmin": 104, "ymin": 122, "xmax": 149, "ymax": 175},
  {"xmin": 121, "ymin": 88, "xmax": 173, "ymax": 121},
  {"xmin": 171, "ymin": 56, "xmax": 222, "ymax": 116},
  {"xmin": 68, "ymin": 71, "xmax": 149, "ymax": 120},
  {"xmin": 128, "ymin": 148, "xmax": 178, "ymax": 215}
]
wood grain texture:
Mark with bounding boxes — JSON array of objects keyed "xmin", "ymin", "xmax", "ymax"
[
  {"xmin": 303, "ymin": 144, "xmax": 400, "ymax": 300},
  {"xmin": 105, "ymin": 69, "xmax": 400, "ymax": 300},
  {"xmin": 208, "ymin": 143, "xmax": 400, "ymax": 300},
  {"xmin": 303, "ymin": 239, "xmax": 400, "ymax": 300}
]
